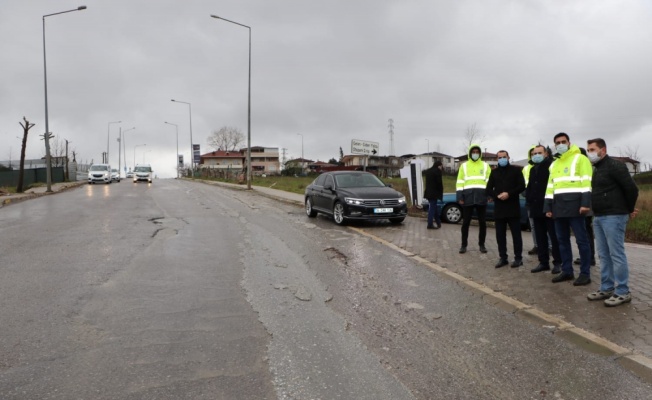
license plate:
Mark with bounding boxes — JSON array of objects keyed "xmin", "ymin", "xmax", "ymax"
[{"xmin": 374, "ymin": 208, "xmax": 393, "ymax": 213}]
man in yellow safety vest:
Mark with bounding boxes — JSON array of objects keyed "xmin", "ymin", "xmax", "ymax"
[
  {"xmin": 456, "ymin": 144, "xmax": 490, "ymax": 254},
  {"xmin": 544, "ymin": 132, "xmax": 593, "ymax": 286}
]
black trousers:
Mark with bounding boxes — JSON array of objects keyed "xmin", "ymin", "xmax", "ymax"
[
  {"xmin": 461, "ymin": 205, "xmax": 487, "ymax": 247},
  {"xmin": 533, "ymin": 216, "xmax": 561, "ymax": 265},
  {"xmin": 495, "ymin": 216, "xmax": 523, "ymax": 261}
]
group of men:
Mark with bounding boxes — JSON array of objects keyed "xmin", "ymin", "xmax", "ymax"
[{"xmin": 453, "ymin": 133, "xmax": 639, "ymax": 307}]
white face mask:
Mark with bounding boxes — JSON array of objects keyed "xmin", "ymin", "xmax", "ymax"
[
  {"xmin": 587, "ymin": 151, "xmax": 601, "ymax": 164},
  {"xmin": 556, "ymin": 143, "xmax": 569, "ymax": 155},
  {"xmin": 471, "ymin": 153, "xmax": 480, "ymax": 161}
]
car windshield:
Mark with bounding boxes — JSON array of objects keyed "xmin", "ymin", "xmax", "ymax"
[
  {"xmin": 111, "ymin": 169, "xmax": 118, "ymax": 173},
  {"xmin": 335, "ymin": 173, "xmax": 385, "ymax": 188},
  {"xmin": 90, "ymin": 165, "xmax": 108, "ymax": 171},
  {"xmin": 134, "ymin": 166, "xmax": 151, "ymax": 172}
]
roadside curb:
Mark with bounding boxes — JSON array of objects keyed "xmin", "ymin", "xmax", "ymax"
[{"xmin": 1, "ymin": 181, "xmax": 86, "ymax": 208}]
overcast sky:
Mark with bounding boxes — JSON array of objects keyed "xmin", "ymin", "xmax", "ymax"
[{"xmin": 2, "ymin": 0, "xmax": 652, "ymax": 178}]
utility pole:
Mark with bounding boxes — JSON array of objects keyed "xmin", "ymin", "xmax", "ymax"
[
  {"xmin": 117, "ymin": 127, "xmax": 122, "ymax": 178},
  {"xmin": 65, "ymin": 139, "xmax": 71, "ymax": 181},
  {"xmin": 388, "ymin": 118, "xmax": 395, "ymax": 156}
]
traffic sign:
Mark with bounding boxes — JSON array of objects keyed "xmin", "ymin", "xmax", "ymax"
[{"xmin": 351, "ymin": 139, "xmax": 379, "ymax": 155}]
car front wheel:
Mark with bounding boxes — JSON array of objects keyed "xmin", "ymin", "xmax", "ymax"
[
  {"xmin": 333, "ymin": 202, "xmax": 346, "ymax": 225},
  {"xmin": 305, "ymin": 198, "xmax": 318, "ymax": 217},
  {"xmin": 442, "ymin": 204, "xmax": 462, "ymax": 224}
]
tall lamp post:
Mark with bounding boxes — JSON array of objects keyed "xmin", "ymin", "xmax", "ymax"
[
  {"xmin": 107, "ymin": 120, "xmax": 121, "ymax": 164},
  {"xmin": 134, "ymin": 144, "xmax": 146, "ymax": 168},
  {"xmin": 171, "ymin": 99, "xmax": 193, "ymax": 175},
  {"xmin": 210, "ymin": 14, "xmax": 252, "ymax": 190},
  {"xmin": 297, "ymin": 133, "xmax": 304, "ymax": 173},
  {"xmin": 425, "ymin": 138, "xmax": 430, "ymax": 169},
  {"xmin": 165, "ymin": 121, "xmax": 179, "ymax": 178},
  {"xmin": 120, "ymin": 127, "xmax": 135, "ymax": 177},
  {"xmin": 42, "ymin": 5, "xmax": 87, "ymax": 192}
]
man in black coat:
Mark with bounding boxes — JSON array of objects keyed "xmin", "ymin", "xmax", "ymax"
[
  {"xmin": 423, "ymin": 160, "xmax": 444, "ymax": 229},
  {"xmin": 486, "ymin": 150, "xmax": 526, "ymax": 268},
  {"xmin": 525, "ymin": 145, "xmax": 562, "ymax": 273}
]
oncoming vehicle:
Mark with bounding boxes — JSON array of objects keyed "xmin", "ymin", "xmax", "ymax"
[
  {"xmin": 133, "ymin": 164, "xmax": 153, "ymax": 183},
  {"xmin": 111, "ymin": 168, "xmax": 121, "ymax": 182},
  {"xmin": 305, "ymin": 171, "xmax": 408, "ymax": 225},
  {"xmin": 87, "ymin": 164, "xmax": 111, "ymax": 184},
  {"xmin": 422, "ymin": 193, "xmax": 530, "ymax": 230}
]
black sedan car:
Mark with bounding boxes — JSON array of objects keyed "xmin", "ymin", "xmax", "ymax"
[{"xmin": 305, "ymin": 171, "xmax": 408, "ymax": 225}]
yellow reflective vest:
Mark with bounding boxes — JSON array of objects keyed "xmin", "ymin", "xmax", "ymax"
[
  {"xmin": 456, "ymin": 145, "xmax": 490, "ymax": 205},
  {"xmin": 543, "ymin": 144, "xmax": 592, "ymax": 218}
]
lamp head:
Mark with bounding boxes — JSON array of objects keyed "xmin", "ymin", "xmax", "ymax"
[{"xmin": 78, "ymin": 6, "xmax": 87, "ymax": 10}]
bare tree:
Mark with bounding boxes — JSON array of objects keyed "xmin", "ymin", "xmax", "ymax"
[
  {"xmin": 617, "ymin": 145, "xmax": 641, "ymax": 174},
  {"xmin": 49, "ymin": 136, "xmax": 66, "ymax": 166},
  {"xmin": 460, "ymin": 123, "xmax": 486, "ymax": 154},
  {"xmin": 207, "ymin": 126, "xmax": 245, "ymax": 151},
  {"xmin": 17, "ymin": 117, "xmax": 35, "ymax": 193}
]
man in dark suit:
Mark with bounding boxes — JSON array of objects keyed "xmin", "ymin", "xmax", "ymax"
[{"xmin": 486, "ymin": 150, "xmax": 526, "ymax": 268}]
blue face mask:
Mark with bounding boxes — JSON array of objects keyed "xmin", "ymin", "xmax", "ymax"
[
  {"xmin": 497, "ymin": 158, "xmax": 508, "ymax": 167},
  {"xmin": 531, "ymin": 154, "xmax": 544, "ymax": 164},
  {"xmin": 471, "ymin": 153, "xmax": 480, "ymax": 161}
]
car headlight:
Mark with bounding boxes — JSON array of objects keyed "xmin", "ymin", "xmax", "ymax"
[
  {"xmin": 398, "ymin": 196, "xmax": 406, "ymax": 204},
  {"xmin": 344, "ymin": 197, "xmax": 364, "ymax": 205}
]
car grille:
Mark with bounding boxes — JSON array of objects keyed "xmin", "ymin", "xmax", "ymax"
[{"xmin": 361, "ymin": 199, "xmax": 400, "ymax": 207}]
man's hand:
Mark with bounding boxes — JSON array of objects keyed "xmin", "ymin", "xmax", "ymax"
[
  {"xmin": 579, "ymin": 207, "xmax": 591, "ymax": 215},
  {"xmin": 631, "ymin": 208, "xmax": 639, "ymax": 219},
  {"xmin": 497, "ymin": 192, "xmax": 509, "ymax": 201},
  {"xmin": 459, "ymin": 199, "xmax": 464, "ymax": 205},
  {"xmin": 546, "ymin": 212, "xmax": 553, "ymax": 218}
]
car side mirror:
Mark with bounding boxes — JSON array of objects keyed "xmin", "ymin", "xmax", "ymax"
[
  {"xmin": 386, "ymin": 183, "xmax": 393, "ymax": 188},
  {"xmin": 324, "ymin": 183, "xmax": 334, "ymax": 191}
]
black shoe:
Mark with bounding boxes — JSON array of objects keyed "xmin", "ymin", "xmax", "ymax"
[
  {"xmin": 495, "ymin": 259, "xmax": 509, "ymax": 268},
  {"xmin": 551, "ymin": 264, "xmax": 561, "ymax": 274},
  {"xmin": 528, "ymin": 246, "xmax": 538, "ymax": 255},
  {"xmin": 511, "ymin": 259, "xmax": 523, "ymax": 268},
  {"xmin": 573, "ymin": 274, "xmax": 591, "ymax": 286},
  {"xmin": 436, "ymin": 223, "xmax": 441, "ymax": 228},
  {"xmin": 552, "ymin": 273, "xmax": 574, "ymax": 283},
  {"xmin": 531, "ymin": 264, "xmax": 550, "ymax": 273},
  {"xmin": 459, "ymin": 246, "xmax": 467, "ymax": 254},
  {"xmin": 479, "ymin": 246, "xmax": 488, "ymax": 254},
  {"xmin": 427, "ymin": 225, "xmax": 435, "ymax": 229},
  {"xmin": 574, "ymin": 258, "xmax": 581, "ymax": 265}
]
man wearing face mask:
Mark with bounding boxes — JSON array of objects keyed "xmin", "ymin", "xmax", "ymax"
[
  {"xmin": 585, "ymin": 138, "xmax": 639, "ymax": 307},
  {"xmin": 544, "ymin": 132, "xmax": 593, "ymax": 286},
  {"xmin": 456, "ymin": 144, "xmax": 491, "ymax": 254},
  {"xmin": 486, "ymin": 150, "xmax": 526, "ymax": 268},
  {"xmin": 526, "ymin": 145, "xmax": 562, "ymax": 273}
]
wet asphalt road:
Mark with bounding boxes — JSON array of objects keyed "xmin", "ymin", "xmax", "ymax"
[{"xmin": 1, "ymin": 179, "xmax": 650, "ymax": 399}]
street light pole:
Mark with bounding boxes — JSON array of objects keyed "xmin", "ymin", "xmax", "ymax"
[
  {"xmin": 425, "ymin": 138, "xmax": 430, "ymax": 169},
  {"xmin": 106, "ymin": 120, "xmax": 120, "ymax": 164},
  {"xmin": 42, "ymin": 5, "xmax": 87, "ymax": 192},
  {"xmin": 171, "ymin": 100, "xmax": 193, "ymax": 176},
  {"xmin": 134, "ymin": 144, "xmax": 146, "ymax": 168},
  {"xmin": 210, "ymin": 14, "xmax": 252, "ymax": 190},
  {"xmin": 165, "ymin": 122, "xmax": 179, "ymax": 178},
  {"xmin": 120, "ymin": 127, "xmax": 135, "ymax": 177}
]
